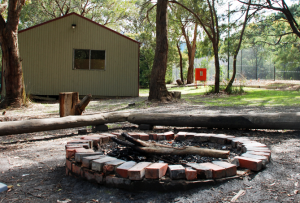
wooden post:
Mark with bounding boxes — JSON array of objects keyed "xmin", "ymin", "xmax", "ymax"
[{"xmin": 59, "ymin": 92, "xmax": 79, "ymax": 117}]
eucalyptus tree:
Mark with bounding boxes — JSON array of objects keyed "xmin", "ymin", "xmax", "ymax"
[
  {"xmin": 224, "ymin": 0, "xmax": 252, "ymax": 92},
  {"xmin": 20, "ymin": 0, "xmax": 133, "ymax": 30},
  {"xmin": 147, "ymin": 0, "xmax": 173, "ymax": 101},
  {"xmin": 169, "ymin": 2, "xmax": 198, "ymax": 84},
  {"xmin": 238, "ymin": 0, "xmax": 300, "ymax": 38},
  {"xmin": 0, "ymin": 0, "xmax": 26, "ymax": 107},
  {"xmin": 170, "ymin": 0, "xmax": 224, "ymax": 93}
]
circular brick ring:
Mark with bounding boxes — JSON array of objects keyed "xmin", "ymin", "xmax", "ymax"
[{"xmin": 65, "ymin": 131, "xmax": 271, "ymax": 191}]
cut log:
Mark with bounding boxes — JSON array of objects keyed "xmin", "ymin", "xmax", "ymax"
[
  {"xmin": 0, "ymin": 112, "xmax": 130, "ymax": 136},
  {"xmin": 111, "ymin": 133, "xmax": 230, "ymax": 159},
  {"xmin": 75, "ymin": 94, "xmax": 92, "ymax": 115},
  {"xmin": 59, "ymin": 92, "xmax": 79, "ymax": 117},
  {"xmin": 59, "ymin": 93, "xmax": 92, "ymax": 117},
  {"xmin": 128, "ymin": 113, "xmax": 300, "ymax": 130}
]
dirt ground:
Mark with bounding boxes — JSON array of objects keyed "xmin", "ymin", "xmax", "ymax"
[{"xmin": 0, "ymin": 81, "xmax": 300, "ymax": 203}]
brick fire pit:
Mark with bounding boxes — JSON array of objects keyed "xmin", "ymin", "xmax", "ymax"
[{"xmin": 65, "ymin": 131, "xmax": 271, "ymax": 191}]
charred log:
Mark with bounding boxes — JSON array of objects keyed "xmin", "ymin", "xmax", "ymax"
[{"xmin": 111, "ymin": 132, "xmax": 230, "ymax": 159}]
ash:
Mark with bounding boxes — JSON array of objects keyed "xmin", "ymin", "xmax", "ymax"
[{"xmin": 97, "ymin": 140, "xmax": 241, "ymax": 165}]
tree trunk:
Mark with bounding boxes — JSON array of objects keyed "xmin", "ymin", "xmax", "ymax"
[
  {"xmin": 184, "ymin": 23, "xmax": 197, "ymax": 84},
  {"xmin": 213, "ymin": 45, "xmax": 220, "ymax": 93},
  {"xmin": 148, "ymin": 0, "xmax": 172, "ymax": 102},
  {"xmin": 128, "ymin": 112, "xmax": 300, "ymax": 130},
  {"xmin": 176, "ymin": 41, "xmax": 184, "ymax": 84},
  {"xmin": 225, "ymin": 1, "xmax": 250, "ymax": 93},
  {"xmin": 1, "ymin": 29, "xmax": 25, "ymax": 107},
  {"xmin": 0, "ymin": 0, "xmax": 26, "ymax": 108},
  {"xmin": 111, "ymin": 133, "xmax": 230, "ymax": 159},
  {"xmin": 225, "ymin": 54, "xmax": 237, "ymax": 92}
]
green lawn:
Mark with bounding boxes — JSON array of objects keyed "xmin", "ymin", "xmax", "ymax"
[{"xmin": 139, "ymin": 86, "xmax": 300, "ymax": 107}]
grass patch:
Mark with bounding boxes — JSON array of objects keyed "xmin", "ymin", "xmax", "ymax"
[
  {"xmin": 140, "ymin": 86, "xmax": 300, "ymax": 107},
  {"xmin": 187, "ymin": 88, "xmax": 300, "ymax": 106}
]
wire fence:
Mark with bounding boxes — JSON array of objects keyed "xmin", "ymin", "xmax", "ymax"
[{"xmin": 186, "ymin": 48, "xmax": 300, "ymax": 82}]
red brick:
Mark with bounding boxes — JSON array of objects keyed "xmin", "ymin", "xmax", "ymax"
[
  {"xmin": 212, "ymin": 161, "xmax": 237, "ymax": 177},
  {"xmin": 149, "ymin": 133, "xmax": 158, "ymax": 140},
  {"xmin": 200, "ymin": 163, "xmax": 226, "ymax": 179},
  {"xmin": 164, "ymin": 131, "xmax": 174, "ymax": 140},
  {"xmin": 139, "ymin": 133, "xmax": 149, "ymax": 141},
  {"xmin": 72, "ymin": 163, "xmax": 83, "ymax": 176},
  {"xmin": 185, "ymin": 132, "xmax": 196, "ymax": 140},
  {"xmin": 223, "ymin": 135, "xmax": 236, "ymax": 144},
  {"xmin": 145, "ymin": 163, "xmax": 168, "ymax": 179},
  {"xmin": 157, "ymin": 133, "xmax": 165, "ymax": 140},
  {"xmin": 82, "ymin": 155, "xmax": 106, "ymax": 168},
  {"xmin": 175, "ymin": 132, "xmax": 187, "ymax": 141},
  {"xmin": 234, "ymin": 156, "xmax": 262, "ymax": 171},
  {"xmin": 89, "ymin": 134, "xmax": 109, "ymax": 143},
  {"xmin": 241, "ymin": 153, "xmax": 269, "ymax": 163},
  {"xmin": 242, "ymin": 142, "xmax": 268, "ymax": 153},
  {"xmin": 66, "ymin": 167, "xmax": 70, "ymax": 176},
  {"xmin": 128, "ymin": 162, "xmax": 152, "ymax": 180},
  {"xmin": 247, "ymin": 151, "xmax": 271, "ymax": 161},
  {"xmin": 65, "ymin": 144, "xmax": 89, "ymax": 149},
  {"xmin": 91, "ymin": 156, "xmax": 117, "ymax": 172},
  {"xmin": 81, "ymin": 136, "xmax": 101, "ymax": 146},
  {"xmin": 210, "ymin": 134, "xmax": 228, "ymax": 144},
  {"xmin": 231, "ymin": 138, "xmax": 251, "ymax": 148},
  {"xmin": 95, "ymin": 173, "xmax": 104, "ymax": 184},
  {"xmin": 66, "ymin": 159, "xmax": 72, "ymax": 171},
  {"xmin": 116, "ymin": 161, "xmax": 137, "ymax": 178},
  {"xmin": 103, "ymin": 159, "xmax": 125, "ymax": 174},
  {"xmin": 128, "ymin": 132, "xmax": 140, "ymax": 139},
  {"xmin": 168, "ymin": 165, "xmax": 186, "ymax": 179},
  {"xmin": 84, "ymin": 169, "xmax": 96, "ymax": 181},
  {"xmin": 66, "ymin": 148, "xmax": 76, "ymax": 159},
  {"xmin": 185, "ymin": 167, "xmax": 197, "ymax": 181},
  {"xmin": 106, "ymin": 176, "xmax": 125, "ymax": 186},
  {"xmin": 244, "ymin": 147, "xmax": 271, "ymax": 153},
  {"xmin": 242, "ymin": 141, "xmax": 267, "ymax": 147},
  {"xmin": 67, "ymin": 139, "xmax": 92, "ymax": 148},
  {"xmin": 75, "ymin": 152, "xmax": 102, "ymax": 163},
  {"xmin": 99, "ymin": 133, "xmax": 117, "ymax": 141},
  {"xmin": 186, "ymin": 163, "xmax": 212, "ymax": 179},
  {"xmin": 66, "ymin": 147, "xmax": 91, "ymax": 159},
  {"xmin": 194, "ymin": 133, "xmax": 211, "ymax": 142}
]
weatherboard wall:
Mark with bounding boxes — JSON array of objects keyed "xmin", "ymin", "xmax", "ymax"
[{"xmin": 18, "ymin": 14, "xmax": 139, "ymax": 97}]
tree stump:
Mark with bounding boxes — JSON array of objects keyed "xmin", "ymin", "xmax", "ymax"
[
  {"xmin": 176, "ymin": 79, "xmax": 183, "ymax": 86},
  {"xmin": 59, "ymin": 92, "xmax": 79, "ymax": 117},
  {"xmin": 171, "ymin": 91, "xmax": 181, "ymax": 99}
]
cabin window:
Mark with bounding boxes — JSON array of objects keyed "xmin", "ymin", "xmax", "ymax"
[{"xmin": 73, "ymin": 49, "xmax": 105, "ymax": 70}]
